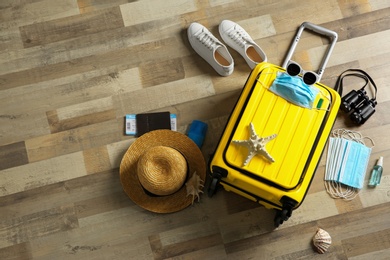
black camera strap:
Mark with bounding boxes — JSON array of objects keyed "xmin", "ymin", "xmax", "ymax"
[{"xmin": 334, "ymin": 69, "xmax": 377, "ymax": 101}]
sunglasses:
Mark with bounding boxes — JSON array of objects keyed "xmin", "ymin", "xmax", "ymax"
[{"xmin": 286, "ymin": 61, "xmax": 320, "ymax": 85}]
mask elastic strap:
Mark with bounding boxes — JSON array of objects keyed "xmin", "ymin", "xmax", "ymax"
[
  {"xmin": 331, "ymin": 128, "xmax": 375, "ymax": 148},
  {"xmin": 256, "ymin": 71, "xmax": 278, "ymax": 88},
  {"xmin": 362, "ymin": 137, "xmax": 375, "ymax": 148},
  {"xmin": 325, "ymin": 181, "xmax": 359, "ymax": 200}
]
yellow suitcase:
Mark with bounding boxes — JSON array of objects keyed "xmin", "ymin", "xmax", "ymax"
[{"xmin": 207, "ymin": 22, "xmax": 340, "ymax": 227}]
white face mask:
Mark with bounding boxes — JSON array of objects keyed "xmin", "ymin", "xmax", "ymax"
[{"xmin": 324, "ymin": 129, "xmax": 374, "ymax": 200}]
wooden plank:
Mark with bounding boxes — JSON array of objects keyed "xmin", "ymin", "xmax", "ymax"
[
  {"xmin": 369, "ymin": 0, "xmax": 390, "ymax": 10},
  {"xmin": 225, "ymin": 202, "xmax": 390, "ymax": 258},
  {"xmin": 120, "ymin": 0, "xmax": 197, "ymax": 27},
  {"xmin": 322, "ymin": 7, "xmax": 390, "ymax": 42},
  {"xmin": 25, "ymin": 120, "xmax": 122, "ymax": 163},
  {"xmin": 348, "ymin": 248, "xmax": 390, "ymax": 260},
  {"xmin": 0, "ymin": 37, "xmax": 186, "ymax": 91},
  {"xmin": 270, "ymin": 0, "xmax": 343, "ymax": 34},
  {"xmin": 19, "ymin": 7, "xmax": 124, "ymax": 48},
  {"xmin": 231, "ymin": 14, "xmax": 277, "ymax": 40},
  {"xmin": 0, "ymin": 0, "xmax": 79, "ymax": 26},
  {"xmin": 0, "ymin": 242, "xmax": 32, "ymax": 260},
  {"xmin": 106, "ymin": 139, "xmax": 134, "ymax": 169},
  {"xmin": 75, "ymin": 191, "xmax": 130, "ymax": 221},
  {"xmin": 162, "ymin": 244, "xmax": 228, "ymax": 259},
  {"xmin": 28, "ymin": 218, "xmax": 155, "ymax": 259},
  {"xmin": 0, "ymin": 0, "xmax": 390, "ymax": 258},
  {"xmin": 337, "ymin": 0, "xmax": 372, "ymax": 17},
  {"xmin": 218, "ymin": 206, "xmax": 277, "ymax": 244},
  {"xmin": 155, "ymin": 221, "xmax": 221, "ymax": 250},
  {"xmin": 0, "ymin": 68, "xmax": 142, "ymax": 115},
  {"xmin": 0, "ymin": 111, "xmax": 50, "ymax": 147},
  {"xmin": 225, "ymin": 220, "xmax": 319, "ymax": 258},
  {"xmin": 0, "ymin": 204, "xmax": 78, "ymax": 248},
  {"xmin": 0, "ymin": 151, "xmax": 86, "ymax": 196},
  {"xmin": 113, "ymin": 75, "xmax": 216, "ymax": 116},
  {"xmin": 0, "ymin": 141, "xmax": 28, "ymax": 171},
  {"xmin": 150, "ymin": 233, "xmax": 223, "ymax": 260},
  {"xmin": 312, "ymin": 30, "xmax": 390, "ymax": 68},
  {"xmin": 147, "ymin": 90, "xmax": 239, "ymax": 127},
  {"xmin": 55, "ymin": 96, "xmax": 114, "ymax": 121},
  {"xmin": 359, "ymin": 174, "xmax": 390, "ymax": 207},
  {"xmin": 77, "ymin": 0, "xmax": 130, "ymax": 13},
  {"xmin": 27, "ymin": 197, "xmax": 227, "ymax": 258},
  {"xmin": 342, "ymin": 228, "xmax": 390, "ymax": 258},
  {"xmin": 0, "ymin": 67, "xmax": 141, "ymax": 145},
  {"xmin": 0, "ymin": 0, "xmax": 79, "ymax": 52},
  {"xmin": 139, "ymin": 58, "xmax": 185, "ymax": 88},
  {"xmin": 82, "ymin": 146, "xmax": 112, "ymax": 175},
  {"xmin": 0, "ymin": 169, "xmax": 122, "ymax": 219},
  {"xmin": 47, "ymin": 109, "xmax": 117, "ymax": 134}
]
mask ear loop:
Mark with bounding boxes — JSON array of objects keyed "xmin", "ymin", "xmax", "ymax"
[
  {"xmin": 334, "ymin": 128, "xmax": 375, "ymax": 148},
  {"xmin": 255, "ymin": 70, "xmax": 279, "ymax": 89},
  {"xmin": 325, "ymin": 169, "xmax": 360, "ymax": 200},
  {"xmin": 325, "ymin": 180, "xmax": 359, "ymax": 200}
]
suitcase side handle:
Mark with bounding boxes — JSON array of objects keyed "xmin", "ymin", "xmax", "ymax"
[{"xmin": 282, "ymin": 22, "xmax": 338, "ymax": 82}]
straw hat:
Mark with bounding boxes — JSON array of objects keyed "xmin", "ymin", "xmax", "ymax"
[{"xmin": 119, "ymin": 129, "xmax": 206, "ymax": 213}]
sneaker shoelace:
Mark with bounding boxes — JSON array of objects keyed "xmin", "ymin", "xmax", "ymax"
[
  {"xmin": 228, "ymin": 27, "xmax": 253, "ymax": 48},
  {"xmin": 195, "ymin": 29, "xmax": 219, "ymax": 51}
]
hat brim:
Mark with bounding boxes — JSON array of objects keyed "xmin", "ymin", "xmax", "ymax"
[{"xmin": 119, "ymin": 130, "xmax": 206, "ymax": 213}]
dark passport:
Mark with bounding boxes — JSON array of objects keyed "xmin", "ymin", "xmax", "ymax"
[{"xmin": 136, "ymin": 112, "xmax": 171, "ymax": 137}]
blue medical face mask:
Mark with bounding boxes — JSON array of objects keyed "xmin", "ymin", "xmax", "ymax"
[
  {"xmin": 325, "ymin": 133, "xmax": 372, "ymax": 200},
  {"xmin": 269, "ymin": 72, "xmax": 320, "ymax": 109}
]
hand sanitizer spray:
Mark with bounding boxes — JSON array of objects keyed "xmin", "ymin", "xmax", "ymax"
[{"xmin": 368, "ymin": 156, "xmax": 383, "ymax": 187}]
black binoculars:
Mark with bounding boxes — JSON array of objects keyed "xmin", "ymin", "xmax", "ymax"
[
  {"xmin": 336, "ymin": 69, "xmax": 378, "ymax": 125},
  {"xmin": 340, "ymin": 89, "xmax": 376, "ymax": 124}
]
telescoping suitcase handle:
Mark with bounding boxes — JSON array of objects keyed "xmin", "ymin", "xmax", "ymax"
[{"xmin": 282, "ymin": 22, "xmax": 338, "ymax": 83}]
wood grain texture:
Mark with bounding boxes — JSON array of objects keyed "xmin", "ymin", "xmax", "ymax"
[
  {"xmin": 19, "ymin": 7, "xmax": 124, "ymax": 48},
  {"xmin": 1, "ymin": 0, "xmax": 390, "ymax": 259},
  {"xmin": 0, "ymin": 141, "xmax": 28, "ymax": 171}
]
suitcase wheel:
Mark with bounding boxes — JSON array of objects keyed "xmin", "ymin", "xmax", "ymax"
[
  {"xmin": 274, "ymin": 196, "xmax": 297, "ymax": 227},
  {"xmin": 207, "ymin": 177, "xmax": 219, "ymax": 197},
  {"xmin": 207, "ymin": 166, "xmax": 228, "ymax": 197},
  {"xmin": 274, "ymin": 215, "xmax": 283, "ymax": 227},
  {"xmin": 274, "ymin": 208, "xmax": 292, "ymax": 227}
]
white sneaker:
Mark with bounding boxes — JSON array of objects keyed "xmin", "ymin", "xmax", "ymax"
[
  {"xmin": 188, "ymin": 22, "xmax": 234, "ymax": 76},
  {"xmin": 219, "ymin": 20, "xmax": 267, "ymax": 69}
]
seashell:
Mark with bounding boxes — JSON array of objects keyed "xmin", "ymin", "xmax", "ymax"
[
  {"xmin": 185, "ymin": 171, "xmax": 204, "ymax": 204},
  {"xmin": 312, "ymin": 228, "xmax": 332, "ymax": 254}
]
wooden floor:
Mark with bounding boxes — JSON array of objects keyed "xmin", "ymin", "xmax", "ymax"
[{"xmin": 1, "ymin": 0, "xmax": 390, "ymax": 259}]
